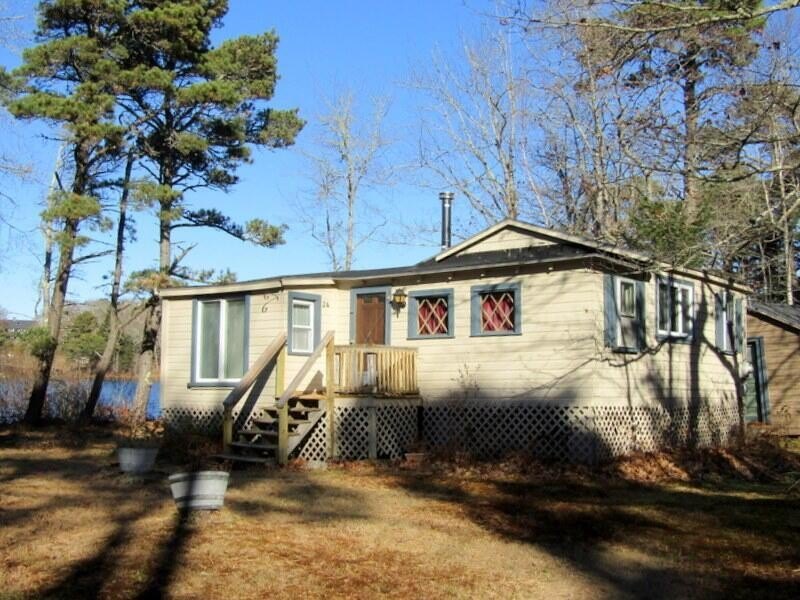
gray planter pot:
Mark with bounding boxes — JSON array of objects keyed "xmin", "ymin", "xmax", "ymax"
[
  {"xmin": 118, "ymin": 446, "xmax": 159, "ymax": 474},
  {"xmin": 168, "ymin": 471, "xmax": 230, "ymax": 510}
]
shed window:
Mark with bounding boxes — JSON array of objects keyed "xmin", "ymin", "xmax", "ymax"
[
  {"xmin": 195, "ymin": 298, "xmax": 246, "ymax": 382},
  {"xmin": 470, "ymin": 284, "xmax": 521, "ymax": 336},
  {"xmin": 657, "ymin": 279, "xmax": 693, "ymax": 338}
]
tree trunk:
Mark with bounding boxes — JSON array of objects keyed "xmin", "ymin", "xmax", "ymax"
[
  {"xmin": 24, "ymin": 217, "xmax": 78, "ymax": 424},
  {"xmin": 131, "ymin": 293, "xmax": 160, "ymax": 426},
  {"xmin": 682, "ymin": 51, "xmax": 701, "ymax": 216},
  {"xmin": 131, "ymin": 204, "xmax": 171, "ymax": 428},
  {"xmin": 83, "ymin": 153, "xmax": 133, "ymax": 419}
]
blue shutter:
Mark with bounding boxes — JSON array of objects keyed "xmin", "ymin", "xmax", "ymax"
[
  {"xmin": 603, "ymin": 274, "xmax": 617, "ymax": 348},
  {"xmin": 635, "ymin": 280, "xmax": 646, "ymax": 350},
  {"xmin": 734, "ymin": 297, "xmax": 743, "ymax": 352},
  {"xmin": 715, "ymin": 293, "xmax": 725, "ymax": 350}
]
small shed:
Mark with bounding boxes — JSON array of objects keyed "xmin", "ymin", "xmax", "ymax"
[{"xmin": 746, "ymin": 301, "xmax": 800, "ymax": 435}]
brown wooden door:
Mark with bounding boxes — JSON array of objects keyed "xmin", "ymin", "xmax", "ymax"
[{"xmin": 355, "ymin": 293, "xmax": 386, "ymax": 344}]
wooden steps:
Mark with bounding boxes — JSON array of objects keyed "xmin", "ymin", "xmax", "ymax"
[
  {"xmin": 237, "ymin": 428, "xmax": 299, "ymax": 438},
  {"xmin": 211, "ymin": 453, "xmax": 275, "ymax": 465},
  {"xmin": 222, "ymin": 393, "xmax": 326, "ymax": 466}
]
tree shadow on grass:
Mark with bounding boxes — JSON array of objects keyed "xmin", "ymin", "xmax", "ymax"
[
  {"xmin": 389, "ymin": 468, "xmax": 800, "ymax": 600},
  {"xmin": 4, "ymin": 441, "xmax": 370, "ymax": 599}
]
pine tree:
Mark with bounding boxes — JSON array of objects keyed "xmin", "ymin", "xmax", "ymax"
[
  {"xmin": 112, "ymin": 1, "xmax": 303, "ymax": 421},
  {"xmin": 4, "ymin": 0, "xmax": 127, "ymax": 423}
]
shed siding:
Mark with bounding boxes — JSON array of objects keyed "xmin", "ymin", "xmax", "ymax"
[{"xmin": 747, "ymin": 314, "xmax": 800, "ymax": 435}]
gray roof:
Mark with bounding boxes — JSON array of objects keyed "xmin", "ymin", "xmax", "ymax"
[
  {"xmin": 748, "ymin": 300, "xmax": 800, "ymax": 332},
  {"xmin": 237, "ymin": 244, "xmax": 595, "ymax": 285}
]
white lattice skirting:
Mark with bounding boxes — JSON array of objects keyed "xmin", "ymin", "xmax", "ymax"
[
  {"xmin": 163, "ymin": 400, "xmax": 740, "ymax": 464},
  {"xmin": 423, "ymin": 401, "xmax": 740, "ymax": 462}
]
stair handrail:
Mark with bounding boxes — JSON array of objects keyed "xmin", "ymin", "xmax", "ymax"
[
  {"xmin": 223, "ymin": 331, "xmax": 287, "ymax": 409},
  {"xmin": 222, "ymin": 331, "xmax": 287, "ymax": 451},
  {"xmin": 275, "ymin": 330, "xmax": 335, "ymax": 409}
]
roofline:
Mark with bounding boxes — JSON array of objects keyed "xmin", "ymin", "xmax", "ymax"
[
  {"xmin": 159, "ymin": 250, "xmax": 747, "ymax": 299},
  {"xmin": 435, "ymin": 218, "xmax": 750, "ymax": 292},
  {"xmin": 160, "ymin": 254, "xmax": 612, "ymax": 298},
  {"xmin": 433, "ymin": 218, "xmax": 653, "ymax": 264},
  {"xmin": 747, "ymin": 304, "xmax": 800, "ymax": 333}
]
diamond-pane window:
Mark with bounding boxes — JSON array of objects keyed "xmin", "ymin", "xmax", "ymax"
[
  {"xmin": 417, "ymin": 296, "xmax": 449, "ymax": 336},
  {"xmin": 481, "ymin": 291, "xmax": 515, "ymax": 333}
]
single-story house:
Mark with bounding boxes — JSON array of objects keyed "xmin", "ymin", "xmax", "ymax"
[
  {"xmin": 159, "ymin": 211, "xmax": 749, "ymax": 464},
  {"xmin": 746, "ymin": 301, "xmax": 800, "ymax": 435}
]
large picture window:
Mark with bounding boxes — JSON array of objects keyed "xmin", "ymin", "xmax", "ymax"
[
  {"xmin": 470, "ymin": 283, "xmax": 521, "ymax": 336},
  {"xmin": 194, "ymin": 297, "xmax": 247, "ymax": 383},
  {"xmin": 407, "ymin": 289, "xmax": 454, "ymax": 339},
  {"xmin": 657, "ymin": 278, "xmax": 694, "ymax": 339}
]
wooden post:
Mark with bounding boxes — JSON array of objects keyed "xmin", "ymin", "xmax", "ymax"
[
  {"xmin": 223, "ymin": 406, "xmax": 233, "ymax": 452},
  {"xmin": 278, "ymin": 403, "xmax": 289, "ymax": 465},
  {"xmin": 326, "ymin": 337, "xmax": 336, "ymax": 460},
  {"xmin": 276, "ymin": 345, "xmax": 288, "ymax": 465}
]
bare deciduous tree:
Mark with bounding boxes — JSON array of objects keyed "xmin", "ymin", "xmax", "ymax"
[
  {"xmin": 411, "ymin": 30, "xmax": 543, "ymax": 227},
  {"xmin": 301, "ymin": 92, "xmax": 394, "ymax": 271}
]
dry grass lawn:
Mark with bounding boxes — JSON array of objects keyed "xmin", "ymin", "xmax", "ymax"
[{"xmin": 1, "ymin": 426, "xmax": 799, "ymax": 599}]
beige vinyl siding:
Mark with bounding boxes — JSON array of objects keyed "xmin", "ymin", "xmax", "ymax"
[
  {"xmin": 161, "ymin": 289, "xmax": 285, "ymax": 411},
  {"xmin": 391, "ymin": 268, "xmax": 599, "ymax": 403},
  {"xmin": 592, "ymin": 278, "xmax": 742, "ymax": 410},
  {"xmin": 161, "ymin": 264, "xmax": 742, "ymax": 415},
  {"xmin": 458, "ymin": 227, "xmax": 556, "ymax": 255}
]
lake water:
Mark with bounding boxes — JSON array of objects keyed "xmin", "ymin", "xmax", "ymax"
[{"xmin": 0, "ymin": 379, "xmax": 160, "ymax": 422}]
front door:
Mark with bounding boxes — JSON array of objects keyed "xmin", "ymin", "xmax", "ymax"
[{"xmin": 355, "ymin": 292, "xmax": 386, "ymax": 345}]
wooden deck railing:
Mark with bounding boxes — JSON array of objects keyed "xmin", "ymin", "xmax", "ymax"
[{"xmin": 334, "ymin": 345, "xmax": 418, "ymax": 396}]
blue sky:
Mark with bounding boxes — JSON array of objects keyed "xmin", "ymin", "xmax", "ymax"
[{"xmin": 0, "ymin": 1, "xmax": 496, "ymax": 319}]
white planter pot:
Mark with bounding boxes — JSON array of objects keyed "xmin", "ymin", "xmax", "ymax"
[
  {"xmin": 118, "ymin": 446, "xmax": 159, "ymax": 474},
  {"xmin": 168, "ymin": 471, "xmax": 230, "ymax": 510}
]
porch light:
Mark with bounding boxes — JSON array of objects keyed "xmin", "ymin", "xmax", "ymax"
[{"xmin": 391, "ymin": 288, "xmax": 408, "ymax": 309}]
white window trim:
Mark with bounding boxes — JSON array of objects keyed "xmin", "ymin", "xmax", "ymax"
[
  {"xmin": 195, "ymin": 298, "xmax": 245, "ymax": 384},
  {"xmin": 722, "ymin": 292, "xmax": 735, "ymax": 352},
  {"xmin": 290, "ymin": 298, "xmax": 315, "ymax": 354},
  {"xmin": 615, "ymin": 277, "xmax": 637, "ymax": 346},
  {"xmin": 616, "ymin": 278, "xmax": 636, "ymax": 318},
  {"xmin": 657, "ymin": 280, "xmax": 694, "ymax": 338}
]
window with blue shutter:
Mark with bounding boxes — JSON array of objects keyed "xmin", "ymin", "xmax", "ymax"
[{"xmin": 604, "ymin": 274, "xmax": 646, "ymax": 352}]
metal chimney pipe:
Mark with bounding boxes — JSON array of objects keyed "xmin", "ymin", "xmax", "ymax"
[{"xmin": 440, "ymin": 191, "xmax": 454, "ymax": 249}]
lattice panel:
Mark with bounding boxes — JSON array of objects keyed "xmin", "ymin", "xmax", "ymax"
[
  {"xmin": 424, "ymin": 404, "xmax": 598, "ymax": 462},
  {"xmin": 376, "ymin": 405, "xmax": 417, "ymax": 459},
  {"xmin": 162, "ymin": 407, "xmax": 223, "ymax": 433},
  {"xmin": 424, "ymin": 401, "xmax": 740, "ymax": 463},
  {"xmin": 297, "ymin": 413, "xmax": 329, "ymax": 462},
  {"xmin": 334, "ymin": 407, "xmax": 370, "ymax": 460}
]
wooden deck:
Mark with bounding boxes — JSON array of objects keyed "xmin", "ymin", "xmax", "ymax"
[{"xmin": 334, "ymin": 345, "xmax": 418, "ymax": 396}]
